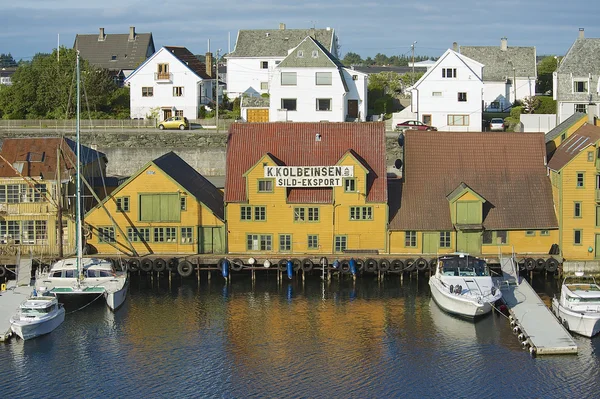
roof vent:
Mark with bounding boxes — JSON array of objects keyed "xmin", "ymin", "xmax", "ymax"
[
  {"xmin": 266, "ymin": 32, "xmax": 270, "ymax": 37},
  {"xmin": 315, "ymin": 133, "xmax": 321, "ymax": 141}
]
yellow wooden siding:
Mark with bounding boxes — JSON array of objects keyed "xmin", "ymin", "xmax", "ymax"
[
  {"xmin": 481, "ymin": 230, "xmax": 557, "ymax": 255},
  {"xmin": 247, "ymin": 109, "xmax": 269, "ymax": 123},
  {"xmin": 227, "ymin": 155, "xmax": 387, "ymax": 254},
  {"xmin": 558, "ymin": 150, "xmax": 600, "ymax": 260},
  {"xmin": 389, "ymin": 231, "xmax": 455, "ymax": 255},
  {"xmin": 456, "ymin": 191, "xmax": 480, "ymax": 201},
  {"xmin": 85, "ymin": 164, "xmax": 224, "ymax": 255}
]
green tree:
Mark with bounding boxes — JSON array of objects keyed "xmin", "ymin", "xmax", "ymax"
[
  {"xmin": 400, "ymin": 72, "xmax": 424, "ymax": 87},
  {"xmin": 373, "ymin": 53, "xmax": 389, "ymax": 65},
  {"xmin": 0, "ymin": 53, "xmax": 17, "ymax": 67},
  {"xmin": 533, "ymin": 96, "xmax": 556, "ymax": 114},
  {"xmin": 537, "ymin": 56, "xmax": 560, "ymax": 95},
  {"xmin": 342, "ymin": 52, "xmax": 362, "ymax": 66},
  {"xmin": 368, "ymin": 72, "xmax": 402, "ymax": 94}
]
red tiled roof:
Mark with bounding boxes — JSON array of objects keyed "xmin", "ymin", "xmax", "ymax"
[
  {"xmin": 225, "ymin": 122, "xmax": 387, "ymax": 203},
  {"xmin": 547, "ymin": 124, "xmax": 600, "ymax": 171},
  {"xmin": 389, "ymin": 131, "xmax": 558, "ymax": 231}
]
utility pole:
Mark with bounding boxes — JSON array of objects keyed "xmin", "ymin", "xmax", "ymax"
[
  {"xmin": 215, "ymin": 49, "xmax": 220, "ymax": 134},
  {"xmin": 56, "ymin": 147, "xmax": 63, "ymax": 258},
  {"xmin": 411, "ymin": 41, "xmax": 417, "ymax": 85}
]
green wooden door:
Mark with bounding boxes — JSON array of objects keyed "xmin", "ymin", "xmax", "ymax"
[
  {"xmin": 198, "ymin": 226, "xmax": 225, "ymax": 254},
  {"xmin": 596, "ymin": 234, "xmax": 600, "ymax": 259},
  {"xmin": 423, "ymin": 232, "xmax": 439, "ymax": 254},
  {"xmin": 456, "ymin": 231, "xmax": 481, "ymax": 254},
  {"xmin": 456, "ymin": 201, "xmax": 481, "ymax": 224}
]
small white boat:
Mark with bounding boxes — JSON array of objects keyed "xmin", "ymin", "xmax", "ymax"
[
  {"xmin": 10, "ymin": 295, "xmax": 65, "ymax": 340},
  {"xmin": 552, "ymin": 272, "xmax": 600, "ymax": 338},
  {"xmin": 429, "ymin": 253, "xmax": 502, "ymax": 319}
]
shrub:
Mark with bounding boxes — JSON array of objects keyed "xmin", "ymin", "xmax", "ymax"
[{"xmin": 198, "ymin": 105, "xmax": 207, "ymax": 119}]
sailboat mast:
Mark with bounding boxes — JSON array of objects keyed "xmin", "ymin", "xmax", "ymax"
[{"xmin": 75, "ymin": 51, "xmax": 82, "ymax": 276}]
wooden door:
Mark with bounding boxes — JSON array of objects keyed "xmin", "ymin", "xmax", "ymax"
[
  {"xmin": 247, "ymin": 108, "xmax": 269, "ymax": 122},
  {"xmin": 198, "ymin": 226, "xmax": 225, "ymax": 254},
  {"xmin": 596, "ymin": 234, "xmax": 600, "ymax": 259},
  {"xmin": 422, "ymin": 232, "xmax": 438, "ymax": 254},
  {"xmin": 163, "ymin": 109, "xmax": 172, "ymax": 120},
  {"xmin": 456, "ymin": 231, "xmax": 481, "ymax": 254},
  {"xmin": 347, "ymin": 100, "xmax": 358, "ymax": 118}
]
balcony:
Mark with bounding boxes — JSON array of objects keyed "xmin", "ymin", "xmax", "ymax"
[{"xmin": 154, "ymin": 72, "xmax": 172, "ymax": 82}]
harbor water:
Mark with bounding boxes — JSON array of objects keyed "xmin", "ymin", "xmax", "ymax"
[{"xmin": 1, "ymin": 273, "xmax": 599, "ymax": 398}]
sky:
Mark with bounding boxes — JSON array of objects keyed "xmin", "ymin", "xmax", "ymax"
[{"xmin": 1, "ymin": 0, "xmax": 599, "ymax": 62}]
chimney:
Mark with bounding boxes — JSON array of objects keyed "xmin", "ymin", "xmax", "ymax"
[
  {"xmin": 279, "ymin": 23, "xmax": 286, "ymax": 30},
  {"xmin": 129, "ymin": 26, "xmax": 136, "ymax": 41},
  {"xmin": 501, "ymin": 37, "xmax": 507, "ymax": 51},
  {"xmin": 98, "ymin": 28, "xmax": 105, "ymax": 41},
  {"xmin": 452, "ymin": 42, "xmax": 458, "ymax": 52},
  {"xmin": 579, "ymin": 28, "xmax": 585, "ymax": 39},
  {"xmin": 205, "ymin": 52, "xmax": 213, "ymax": 78}
]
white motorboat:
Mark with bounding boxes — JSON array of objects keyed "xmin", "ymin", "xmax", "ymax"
[
  {"xmin": 10, "ymin": 295, "xmax": 65, "ymax": 340},
  {"xmin": 429, "ymin": 253, "xmax": 502, "ymax": 318},
  {"xmin": 551, "ymin": 272, "xmax": 600, "ymax": 338},
  {"xmin": 36, "ymin": 257, "xmax": 129, "ymax": 311}
]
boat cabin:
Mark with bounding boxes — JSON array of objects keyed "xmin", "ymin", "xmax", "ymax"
[
  {"xmin": 20, "ymin": 297, "xmax": 60, "ymax": 315},
  {"xmin": 438, "ymin": 255, "xmax": 489, "ymax": 277}
]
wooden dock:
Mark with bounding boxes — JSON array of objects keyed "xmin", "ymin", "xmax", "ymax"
[{"xmin": 497, "ymin": 257, "xmax": 577, "ymax": 355}]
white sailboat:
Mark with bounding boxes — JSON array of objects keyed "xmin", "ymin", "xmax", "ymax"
[
  {"xmin": 429, "ymin": 253, "xmax": 502, "ymax": 318},
  {"xmin": 35, "ymin": 51, "xmax": 129, "ymax": 311}
]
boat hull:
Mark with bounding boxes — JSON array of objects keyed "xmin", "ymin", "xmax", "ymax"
[
  {"xmin": 429, "ymin": 278, "xmax": 494, "ymax": 319},
  {"xmin": 105, "ymin": 277, "xmax": 129, "ymax": 311},
  {"xmin": 552, "ymin": 299, "xmax": 600, "ymax": 338},
  {"xmin": 10, "ymin": 307, "xmax": 65, "ymax": 340}
]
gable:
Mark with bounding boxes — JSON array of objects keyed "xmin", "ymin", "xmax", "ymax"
[
  {"xmin": 278, "ymin": 36, "xmax": 343, "ymax": 68},
  {"xmin": 227, "ymin": 28, "xmax": 336, "ymax": 58},
  {"xmin": 125, "ymin": 47, "xmax": 210, "ymax": 83},
  {"xmin": 412, "ymin": 49, "xmax": 483, "ymax": 89}
]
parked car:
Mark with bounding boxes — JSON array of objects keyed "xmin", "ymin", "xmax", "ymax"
[
  {"xmin": 395, "ymin": 120, "xmax": 437, "ymax": 132},
  {"xmin": 158, "ymin": 116, "xmax": 189, "ymax": 130},
  {"xmin": 489, "ymin": 118, "xmax": 505, "ymax": 131}
]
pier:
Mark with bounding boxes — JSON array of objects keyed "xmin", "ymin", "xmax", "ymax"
[{"xmin": 497, "ymin": 257, "xmax": 577, "ymax": 355}]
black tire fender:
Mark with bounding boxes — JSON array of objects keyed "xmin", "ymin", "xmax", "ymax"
[
  {"xmin": 177, "ymin": 260, "xmax": 194, "ymax": 277},
  {"xmin": 0, "ymin": 265, "xmax": 6, "ymax": 278},
  {"xmin": 364, "ymin": 258, "xmax": 378, "ymax": 273},
  {"xmin": 301, "ymin": 258, "xmax": 314, "ymax": 272},
  {"xmin": 128, "ymin": 258, "xmax": 140, "ymax": 272},
  {"xmin": 378, "ymin": 259, "xmax": 390, "ymax": 272},
  {"xmin": 415, "ymin": 257, "xmax": 429, "ymax": 272},
  {"xmin": 167, "ymin": 257, "xmax": 179, "ymax": 271},
  {"xmin": 153, "ymin": 258, "xmax": 166, "ymax": 272},
  {"xmin": 545, "ymin": 258, "xmax": 559, "ymax": 273},
  {"xmin": 278, "ymin": 259, "xmax": 288, "ymax": 272},
  {"xmin": 390, "ymin": 259, "xmax": 404, "ymax": 274},
  {"xmin": 404, "ymin": 258, "xmax": 416, "ymax": 272},
  {"xmin": 140, "ymin": 258, "xmax": 153, "ymax": 273},
  {"xmin": 524, "ymin": 258, "xmax": 536, "ymax": 271},
  {"xmin": 340, "ymin": 259, "xmax": 351, "ymax": 274},
  {"xmin": 231, "ymin": 259, "xmax": 244, "ymax": 272}
]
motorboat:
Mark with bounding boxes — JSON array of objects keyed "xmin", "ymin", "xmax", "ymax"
[
  {"xmin": 551, "ymin": 271, "xmax": 600, "ymax": 338},
  {"xmin": 10, "ymin": 295, "xmax": 65, "ymax": 340},
  {"xmin": 429, "ymin": 253, "xmax": 502, "ymax": 318},
  {"xmin": 36, "ymin": 257, "xmax": 129, "ymax": 311}
]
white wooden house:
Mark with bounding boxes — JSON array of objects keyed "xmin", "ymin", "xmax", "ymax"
[
  {"xmin": 410, "ymin": 49, "xmax": 484, "ymax": 131},
  {"xmin": 125, "ymin": 46, "xmax": 215, "ymax": 121},
  {"xmin": 268, "ymin": 36, "xmax": 367, "ymax": 122}
]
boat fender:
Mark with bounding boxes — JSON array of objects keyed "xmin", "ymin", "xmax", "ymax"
[
  {"xmin": 535, "ymin": 258, "xmax": 546, "ymax": 270},
  {"xmin": 167, "ymin": 258, "xmax": 179, "ymax": 271},
  {"xmin": 364, "ymin": 258, "xmax": 377, "ymax": 273},
  {"xmin": 291, "ymin": 258, "xmax": 302, "ymax": 272},
  {"xmin": 404, "ymin": 258, "xmax": 416, "ymax": 272},
  {"xmin": 0, "ymin": 265, "xmax": 6, "ymax": 278},
  {"xmin": 349, "ymin": 258, "xmax": 357, "ymax": 276},
  {"xmin": 332, "ymin": 259, "xmax": 340, "ymax": 269},
  {"xmin": 140, "ymin": 258, "xmax": 153, "ymax": 273},
  {"xmin": 340, "ymin": 260, "xmax": 351, "ymax": 274},
  {"xmin": 524, "ymin": 258, "xmax": 536, "ymax": 271},
  {"xmin": 390, "ymin": 259, "xmax": 404, "ymax": 274},
  {"xmin": 545, "ymin": 258, "xmax": 559, "ymax": 273},
  {"xmin": 177, "ymin": 260, "xmax": 194, "ymax": 278},
  {"xmin": 415, "ymin": 258, "xmax": 428, "ymax": 272},
  {"xmin": 231, "ymin": 259, "xmax": 244, "ymax": 272},
  {"xmin": 286, "ymin": 260, "xmax": 293, "ymax": 280},
  {"xmin": 1, "ymin": 283, "xmax": 6, "ymax": 291},
  {"xmin": 221, "ymin": 259, "xmax": 230, "ymax": 278},
  {"xmin": 128, "ymin": 258, "xmax": 140, "ymax": 272},
  {"xmin": 301, "ymin": 258, "xmax": 314, "ymax": 272},
  {"xmin": 263, "ymin": 259, "xmax": 271, "ymax": 268},
  {"xmin": 355, "ymin": 258, "xmax": 365, "ymax": 272},
  {"xmin": 449, "ymin": 284, "xmax": 454, "ymax": 294},
  {"xmin": 378, "ymin": 259, "xmax": 390, "ymax": 272},
  {"xmin": 278, "ymin": 259, "xmax": 288, "ymax": 272},
  {"xmin": 153, "ymin": 258, "xmax": 166, "ymax": 273}
]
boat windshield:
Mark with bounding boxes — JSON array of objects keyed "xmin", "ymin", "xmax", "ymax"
[
  {"xmin": 86, "ymin": 269, "xmax": 114, "ymax": 278},
  {"xmin": 566, "ymin": 295, "xmax": 600, "ymax": 303},
  {"xmin": 21, "ymin": 305, "xmax": 54, "ymax": 315},
  {"xmin": 441, "ymin": 257, "xmax": 488, "ymax": 277}
]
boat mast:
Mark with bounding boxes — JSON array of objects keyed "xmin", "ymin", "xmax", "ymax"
[{"xmin": 75, "ymin": 51, "xmax": 83, "ymax": 279}]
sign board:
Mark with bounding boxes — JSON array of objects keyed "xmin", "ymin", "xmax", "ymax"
[{"xmin": 264, "ymin": 166, "xmax": 354, "ymax": 187}]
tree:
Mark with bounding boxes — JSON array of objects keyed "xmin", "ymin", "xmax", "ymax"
[
  {"xmin": 400, "ymin": 72, "xmax": 424, "ymax": 88},
  {"xmin": 537, "ymin": 56, "xmax": 560, "ymax": 95},
  {"xmin": 368, "ymin": 72, "xmax": 402, "ymax": 94},
  {"xmin": 0, "ymin": 53, "xmax": 17, "ymax": 67},
  {"xmin": 522, "ymin": 96, "xmax": 540, "ymax": 114},
  {"xmin": 342, "ymin": 52, "xmax": 362, "ymax": 66}
]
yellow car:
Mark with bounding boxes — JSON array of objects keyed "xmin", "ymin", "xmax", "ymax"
[{"xmin": 158, "ymin": 116, "xmax": 189, "ymax": 130}]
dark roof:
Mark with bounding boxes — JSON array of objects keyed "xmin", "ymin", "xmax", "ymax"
[
  {"xmin": 74, "ymin": 28, "xmax": 154, "ymax": 71},
  {"xmin": 547, "ymin": 124, "xmax": 600, "ymax": 171},
  {"xmin": 227, "ymin": 28, "xmax": 336, "ymax": 58},
  {"xmin": 152, "ymin": 152, "xmax": 224, "ymax": 220},
  {"xmin": 389, "ymin": 131, "xmax": 557, "ymax": 231},
  {"xmin": 0, "ymin": 137, "xmax": 105, "ymax": 179},
  {"xmin": 545, "ymin": 112, "xmax": 587, "ymax": 143},
  {"xmin": 241, "ymin": 96, "xmax": 269, "ymax": 108},
  {"xmin": 225, "ymin": 123, "xmax": 388, "ymax": 204},
  {"xmin": 164, "ymin": 47, "xmax": 212, "ymax": 79},
  {"xmin": 460, "ymin": 44, "xmax": 536, "ymax": 81},
  {"xmin": 0, "ymin": 67, "xmax": 16, "ymax": 78}
]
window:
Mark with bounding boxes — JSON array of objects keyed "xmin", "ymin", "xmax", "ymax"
[
  {"xmin": 440, "ymin": 232, "xmax": 451, "ymax": 248},
  {"xmin": 32, "ymin": 184, "xmax": 46, "ymax": 202},
  {"xmin": 490, "ymin": 101, "xmax": 500, "ymax": 109},
  {"xmin": 116, "ymin": 197, "xmax": 129, "ymax": 212},
  {"xmin": 175, "ymin": 110, "xmax": 184, "ymax": 117},
  {"xmin": 352, "ymin": 75, "xmax": 358, "ymax": 80},
  {"xmin": 261, "ymin": 61, "xmax": 268, "ymax": 69},
  {"xmin": 573, "ymin": 202, "xmax": 582, "ymax": 218},
  {"xmin": 525, "ymin": 230, "xmax": 536, "ymax": 237},
  {"xmin": 254, "ymin": 206, "xmax": 266, "ymax": 221},
  {"xmin": 541, "ymin": 230, "xmax": 550, "ymax": 236},
  {"xmin": 316, "ymin": 98, "xmax": 331, "ymax": 111},
  {"xmin": 576, "ymin": 172, "xmax": 584, "ymax": 188},
  {"xmin": 279, "ymin": 234, "xmax": 292, "ymax": 252},
  {"xmin": 111, "ymin": 55, "xmax": 117, "ymax": 61},
  {"xmin": 142, "ymin": 87, "xmax": 153, "ymax": 97},
  {"xmin": 574, "ymin": 230, "xmax": 582, "ymax": 245},
  {"xmin": 157, "ymin": 63, "xmax": 169, "ymax": 76},
  {"xmin": 442, "ymin": 68, "xmax": 457, "ymax": 78},
  {"xmin": 281, "ymin": 72, "xmax": 297, "ymax": 86},
  {"xmin": 597, "ymin": 206, "xmax": 600, "ymax": 227},
  {"xmin": 127, "ymin": 227, "xmax": 149, "ymax": 242},
  {"xmin": 21, "ymin": 220, "xmax": 47, "ymax": 244},
  {"xmin": 246, "ymin": 234, "xmax": 272, "ymax": 251},
  {"xmin": 294, "ymin": 207, "xmax": 319, "ymax": 222},
  {"xmin": 258, "ymin": 179, "xmax": 273, "ymax": 193},
  {"xmin": 297, "ymin": 50, "xmax": 304, "ymax": 58},
  {"xmin": 344, "ymin": 178, "xmax": 356, "ymax": 192},
  {"xmin": 483, "ymin": 230, "xmax": 508, "ymax": 245},
  {"xmin": 181, "ymin": 227, "xmax": 193, "ymax": 244},
  {"xmin": 458, "ymin": 92, "xmax": 467, "ymax": 102},
  {"xmin": 335, "ymin": 235, "xmax": 347, "ymax": 252},
  {"xmin": 165, "ymin": 227, "xmax": 177, "ymax": 243},
  {"xmin": 589, "ymin": 151, "xmax": 595, "ymax": 162},
  {"xmin": 405, "ymin": 231, "xmax": 417, "ymax": 247},
  {"xmin": 423, "ymin": 115, "xmax": 432, "ymax": 125},
  {"xmin": 350, "ymin": 206, "xmax": 373, "ymax": 220},
  {"xmin": 7, "ymin": 184, "xmax": 19, "ymax": 203},
  {"xmin": 432, "ymin": 91, "xmax": 442, "ymax": 97},
  {"xmin": 173, "ymin": 87, "xmax": 184, "ymax": 97},
  {"xmin": 294, "ymin": 207, "xmax": 305, "ymax": 222},
  {"xmin": 180, "ymin": 197, "xmax": 187, "ymax": 211},
  {"xmin": 154, "ymin": 227, "xmax": 165, "ymax": 242},
  {"xmin": 241, "ymin": 206, "xmax": 252, "ymax": 221},
  {"xmin": 574, "ymin": 81, "xmax": 588, "ymax": 92},
  {"xmin": 575, "ymin": 104, "xmax": 587, "ymax": 113},
  {"xmin": 260, "ymin": 82, "xmax": 269, "ymax": 90},
  {"xmin": 316, "ymin": 72, "xmax": 332, "ymax": 85},
  {"xmin": 308, "ymin": 207, "xmax": 319, "ymax": 222},
  {"xmin": 448, "ymin": 115, "xmax": 469, "ymax": 126},
  {"xmin": 139, "ymin": 193, "xmax": 180, "ymax": 222},
  {"xmin": 281, "ymin": 98, "xmax": 297, "ymax": 111},
  {"xmin": 99, "ymin": 227, "xmax": 115, "ymax": 243},
  {"xmin": 308, "ymin": 235, "xmax": 319, "ymax": 249},
  {"xmin": 312, "ymin": 50, "xmax": 319, "ymax": 58}
]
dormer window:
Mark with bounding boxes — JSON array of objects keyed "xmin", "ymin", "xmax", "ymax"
[
  {"xmin": 297, "ymin": 50, "xmax": 304, "ymax": 58},
  {"xmin": 573, "ymin": 80, "xmax": 588, "ymax": 93}
]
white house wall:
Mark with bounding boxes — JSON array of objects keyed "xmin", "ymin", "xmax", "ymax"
[
  {"xmin": 128, "ymin": 49, "xmax": 204, "ymax": 120},
  {"xmin": 226, "ymin": 57, "xmax": 283, "ymax": 98},
  {"xmin": 342, "ymin": 68, "xmax": 368, "ymax": 120}
]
